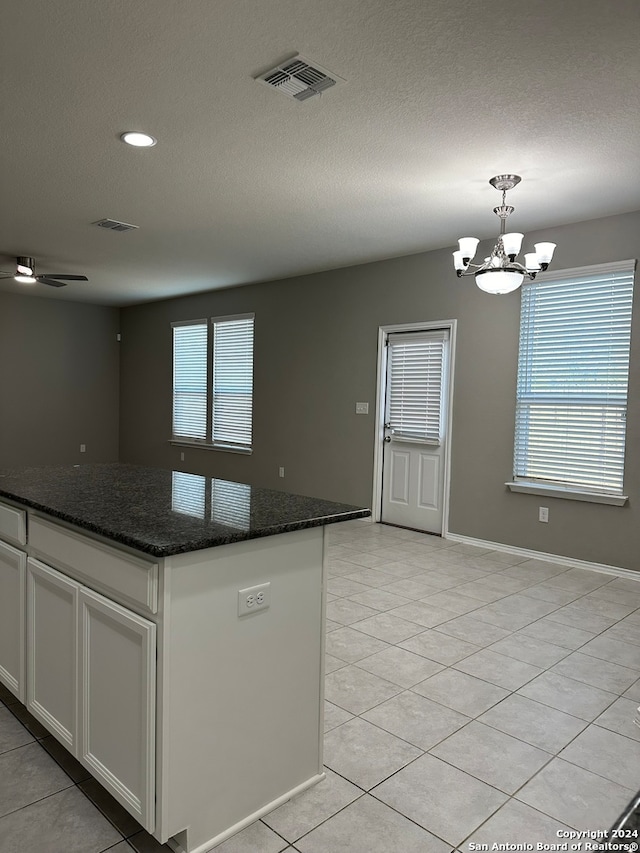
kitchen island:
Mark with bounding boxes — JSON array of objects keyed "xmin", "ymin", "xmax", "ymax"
[{"xmin": 0, "ymin": 463, "xmax": 370, "ymax": 852}]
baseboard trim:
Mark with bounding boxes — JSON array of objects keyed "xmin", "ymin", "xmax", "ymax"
[
  {"xmin": 166, "ymin": 772, "xmax": 326, "ymax": 853},
  {"xmin": 445, "ymin": 532, "xmax": 639, "ymax": 581}
]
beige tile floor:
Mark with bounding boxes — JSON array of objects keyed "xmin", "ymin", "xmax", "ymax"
[{"xmin": 1, "ymin": 520, "xmax": 640, "ymax": 852}]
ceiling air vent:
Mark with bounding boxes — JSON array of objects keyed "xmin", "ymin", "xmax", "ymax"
[
  {"xmin": 255, "ymin": 55, "xmax": 344, "ymax": 102},
  {"xmin": 93, "ymin": 218, "xmax": 139, "ymax": 233}
]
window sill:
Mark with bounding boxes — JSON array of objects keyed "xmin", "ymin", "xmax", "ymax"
[
  {"xmin": 505, "ymin": 481, "xmax": 628, "ymax": 506},
  {"xmin": 169, "ymin": 439, "xmax": 253, "ymax": 456}
]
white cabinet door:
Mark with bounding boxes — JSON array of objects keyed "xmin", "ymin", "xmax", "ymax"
[
  {"xmin": 26, "ymin": 558, "xmax": 78, "ymax": 752},
  {"xmin": 78, "ymin": 588, "xmax": 156, "ymax": 832},
  {"xmin": 0, "ymin": 540, "xmax": 26, "ymax": 701}
]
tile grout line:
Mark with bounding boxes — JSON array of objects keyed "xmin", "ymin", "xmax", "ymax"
[
  {"xmin": 2, "ymin": 521, "xmax": 638, "ymax": 850},
  {"xmin": 323, "ymin": 532, "xmax": 640, "ymax": 843}
]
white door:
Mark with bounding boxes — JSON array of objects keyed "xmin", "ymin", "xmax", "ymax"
[
  {"xmin": 78, "ymin": 588, "xmax": 156, "ymax": 832},
  {"xmin": 0, "ymin": 540, "xmax": 26, "ymax": 701},
  {"xmin": 26, "ymin": 558, "xmax": 78, "ymax": 752},
  {"xmin": 381, "ymin": 329, "xmax": 450, "ymax": 534}
]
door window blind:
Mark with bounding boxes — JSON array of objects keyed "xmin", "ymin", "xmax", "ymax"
[
  {"xmin": 172, "ymin": 321, "xmax": 208, "ymax": 440},
  {"xmin": 211, "ymin": 316, "xmax": 254, "ymax": 449},
  {"xmin": 514, "ymin": 261, "xmax": 634, "ymax": 494},
  {"xmin": 387, "ymin": 330, "xmax": 448, "ymax": 442}
]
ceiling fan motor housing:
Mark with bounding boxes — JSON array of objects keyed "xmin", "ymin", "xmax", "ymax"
[{"xmin": 16, "ymin": 256, "xmax": 36, "ymax": 275}]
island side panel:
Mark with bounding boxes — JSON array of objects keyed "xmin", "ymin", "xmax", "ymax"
[{"xmin": 160, "ymin": 526, "xmax": 326, "ymax": 851}]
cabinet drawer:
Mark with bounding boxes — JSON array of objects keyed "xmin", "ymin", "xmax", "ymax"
[
  {"xmin": 29, "ymin": 517, "xmax": 158, "ymax": 614},
  {"xmin": 0, "ymin": 502, "xmax": 26, "ymax": 547}
]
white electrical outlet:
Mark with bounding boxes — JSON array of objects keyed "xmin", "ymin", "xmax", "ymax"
[
  {"xmin": 238, "ymin": 582, "xmax": 271, "ymax": 616},
  {"xmin": 539, "ymin": 506, "xmax": 549, "ymax": 523},
  {"xmin": 180, "ymin": 452, "xmax": 185, "ymax": 461},
  {"xmin": 80, "ymin": 444, "xmax": 86, "ymax": 453},
  {"xmin": 279, "ymin": 466, "xmax": 285, "ymax": 478}
]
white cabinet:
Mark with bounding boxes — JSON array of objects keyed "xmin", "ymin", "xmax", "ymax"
[
  {"xmin": 78, "ymin": 588, "xmax": 156, "ymax": 831},
  {"xmin": 0, "ymin": 540, "xmax": 26, "ymax": 701},
  {"xmin": 24, "ymin": 557, "xmax": 156, "ymax": 832},
  {"xmin": 0, "ymin": 499, "xmax": 328, "ymax": 852},
  {"xmin": 29, "ymin": 517, "xmax": 158, "ymax": 614},
  {"xmin": 0, "ymin": 501, "xmax": 26, "ymax": 548},
  {"xmin": 26, "ymin": 558, "xmax": 78, "ymax": 752}
]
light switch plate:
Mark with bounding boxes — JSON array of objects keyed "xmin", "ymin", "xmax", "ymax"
[{"xmin": 355, "ymin": 402, "xmax": 369, "ymax": 415}]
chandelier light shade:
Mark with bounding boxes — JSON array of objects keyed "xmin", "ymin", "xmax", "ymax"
[
  {"xmin": 453, "ymin": 176, "xmax": 556, "ymax": 294},
  {"xmin": 475, "ymin": 268, "xmax": 523, "ymax": 294}
]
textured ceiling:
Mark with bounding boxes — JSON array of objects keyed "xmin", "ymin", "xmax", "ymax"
[{"xmin": 1, "ymin": 0, "xmax": 639, "ymax": 306}]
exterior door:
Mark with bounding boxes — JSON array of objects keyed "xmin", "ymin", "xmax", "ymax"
[{"xmin": 381, "ymin": 329, "xmax": 450, "ymax": 534}]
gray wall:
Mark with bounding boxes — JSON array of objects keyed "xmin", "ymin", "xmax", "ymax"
[
  {"xmin": 0, "ymin": 293, "xmax": 120, "ymax": 469},
  {"xmin": 119, "ymin": 211, "xmax": 640, "ymax": 571}
]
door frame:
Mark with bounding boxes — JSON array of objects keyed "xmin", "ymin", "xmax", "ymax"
[{"xmin": 372, "ymin": 319, "xmax": 457, "ymax": 535}]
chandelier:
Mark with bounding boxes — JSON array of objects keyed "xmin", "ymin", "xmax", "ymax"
[{"xmin": 453, "ymin": 175, "xmax": 556, "ymax": 294}]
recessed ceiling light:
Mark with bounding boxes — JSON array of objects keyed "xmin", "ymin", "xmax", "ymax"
[{"xmin": 120, "ymin": 131, "xmax": 157, "ymax": 148}]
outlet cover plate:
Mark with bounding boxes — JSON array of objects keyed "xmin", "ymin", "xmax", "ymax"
[{"xmin": 238, "ymin": 582, "xmax": 271, "ymax": 616}]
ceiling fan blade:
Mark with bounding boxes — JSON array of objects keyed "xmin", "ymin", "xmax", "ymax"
[
  {"xmin": 37, "ymin": 276, "xmax": 68, "ymax": 288},
  {"xmin": 39, "ymin": 274, "xmax": 88, "ymax": 281},
  {"xmin": 0, "ymin": 273, "xmax": 15, "ymax": 280}
]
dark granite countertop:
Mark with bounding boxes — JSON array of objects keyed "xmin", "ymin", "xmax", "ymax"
[{"xmin": 0, "ymin": 463, "xmax": 370, "ymax": 558}]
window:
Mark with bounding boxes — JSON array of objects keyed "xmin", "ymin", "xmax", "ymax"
[
  {"xmin": 171, "ymin": 471, "xmax": 251, "ymax": 529},
  {"xmin": 172, "ymin": 321, "xmax": 208, "ymax": 441},
  {"xmin": 386, "ymin": 330, "xmax": 448, "ymax": 444},
  {"xmin": 510, "ymin": 260, "xmax": 634, "ymax": 503},
  {"xmin": 172, "ymin": 314, "xmax": 254, "ymax": 452},
  {"xmin": 171, "ymin": 471, "xmax": 206, "ymax": 517}
]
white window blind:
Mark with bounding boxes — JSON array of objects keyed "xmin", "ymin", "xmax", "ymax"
[
  {"xmin": 171, "ymin": 471, "xmax": 206, "ymax": 518},
  {"xmin": 172, "ymin": 321, "xmax": 208, "ymax": 440},
  {"xmin": 514, "ymin": 260, "xmax": 634, "ymax": 495},
  {"xmin": 211, "ymin": 479, "xmax": 251, "ymax": 530},
  {"xmin": 212, "ymin": 315, "xmax": 254, "ymax": 449},
  {"xmin": 170, "ymin": 472, "xmax": 251, "ymax": 528},
  {"xmin": 387, "ymin": 330, "xmax": 448, "ymax": 442}
]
